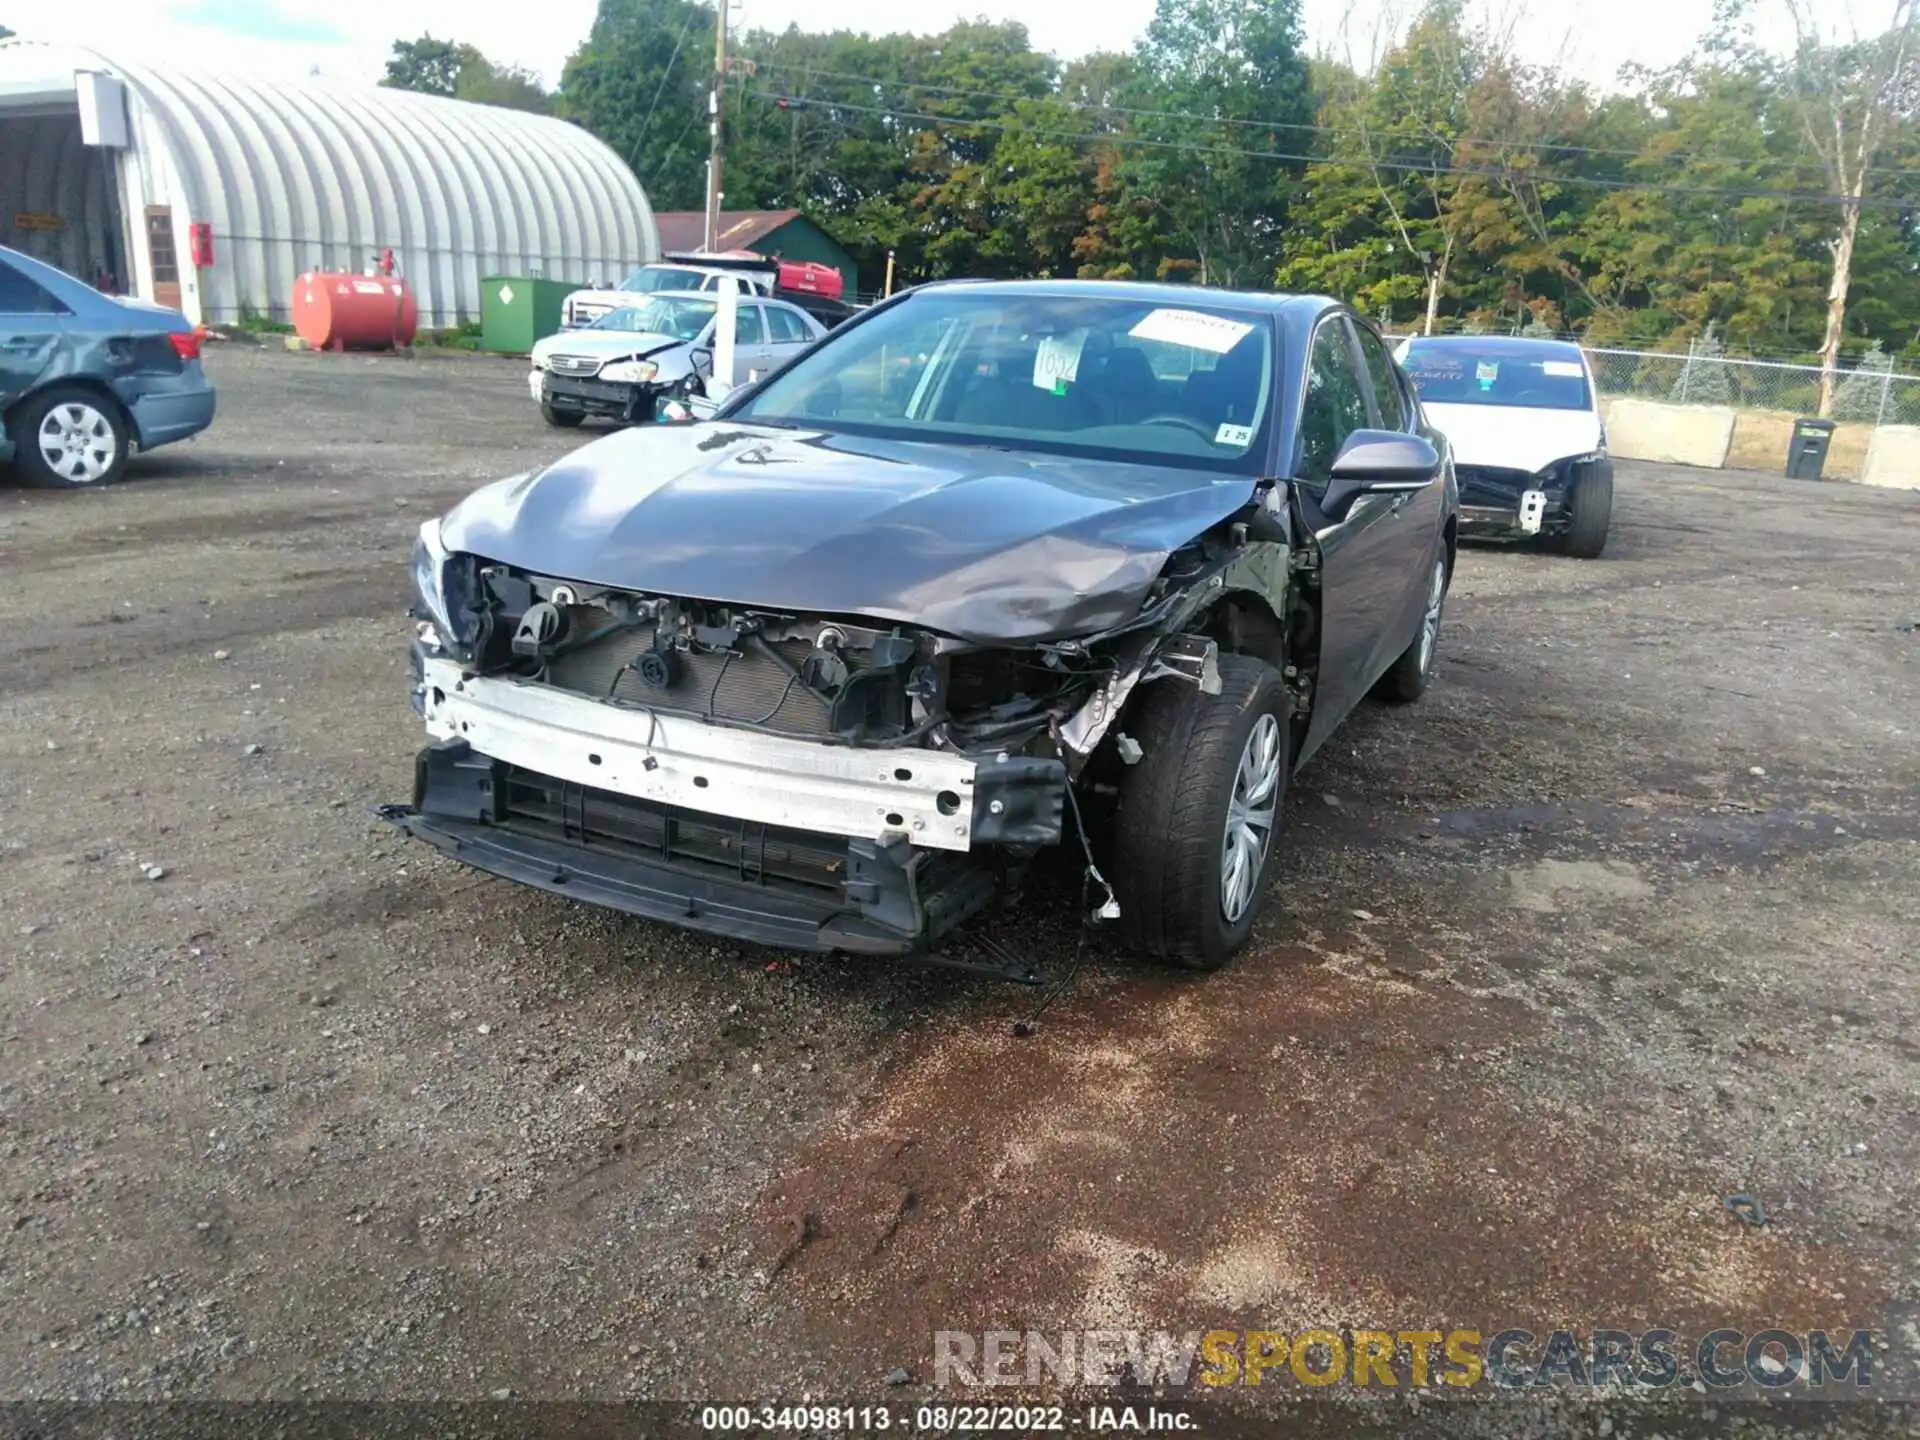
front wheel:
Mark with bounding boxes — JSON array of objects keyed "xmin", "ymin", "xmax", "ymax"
[
  {"xmin": 1109, "ymin": 653, "xmax": 1292, "ymax": 970},
  {"xmin": 540, "ymin": 402, "xmax": 583, "ymax": 429},
  {"xmin": 1553, "ymin": 462, "xmax": 1612, "ymax": 558},
  {"xmin": 14, "ymin": 387, "xmax": 130, "ymax": 488}
]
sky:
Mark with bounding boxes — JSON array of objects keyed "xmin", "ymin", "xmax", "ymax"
[{"xmin": 5, "ymin": 0, "xmax": 1904, "ymax": 94}]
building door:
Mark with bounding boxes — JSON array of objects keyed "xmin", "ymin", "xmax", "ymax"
[{"xmin": 144, "ymin": 206, "xmax": 181, "ymax": 310}]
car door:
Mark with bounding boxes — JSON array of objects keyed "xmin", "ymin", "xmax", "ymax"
[
  {"xmin": 761, "ymin": 304, "xmax": 817, "ymax": 377},
  {"xmin": 1352, "ymin": 320, "xmax": 1449, "ymax": 669},
  {"xmin": 1292, "ymin": 312, "xmax": 1410, "ymax": 761},
  {"xmin": 0, "ymin": 256, "xmax": 69, "ymax": 415},
  {"xmin": 731, "ymin": 304, "xmax": 774, "ymax": 384}
]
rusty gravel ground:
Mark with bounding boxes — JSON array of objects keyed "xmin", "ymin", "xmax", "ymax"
[{"xmin": 1, "ymin": 345, "xmax": 1917, "ymax": 1435}]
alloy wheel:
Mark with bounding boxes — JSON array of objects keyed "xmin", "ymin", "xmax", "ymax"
[{"xmin": 1220, "ymin": 711, "xmax": 1282, "ymax": 923}]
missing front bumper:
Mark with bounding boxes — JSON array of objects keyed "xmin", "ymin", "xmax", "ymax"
[
  {"xmin": 394, "ymin": 662, "xmax": 1071, "ymax": 952},
  {"xmin": 386, "ymin": 743, "xmax": 1003, "ymax": 953}
]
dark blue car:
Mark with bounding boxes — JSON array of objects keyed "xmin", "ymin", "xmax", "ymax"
[{"xmin": 0, "ymin": 245, "xmax": 216, "ymax": 488}]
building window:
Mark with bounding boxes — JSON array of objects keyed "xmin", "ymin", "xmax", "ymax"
[{"xmin": 146, "ymin": 208, "xmax": 179, "ymax": 284}]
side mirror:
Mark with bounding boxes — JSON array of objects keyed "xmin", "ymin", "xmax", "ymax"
[
  {"xmin": 1320, "ymin": 429, "xmax": 1439, "ymax": 519},
  {"xmin": 690, "ymin": 346, "xmax": 714, "ymax": 377}
]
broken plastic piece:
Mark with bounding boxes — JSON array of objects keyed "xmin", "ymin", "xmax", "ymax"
[{"xmin": 1115, "ymin": 733, "xmax": 1143, "ymax": 765}]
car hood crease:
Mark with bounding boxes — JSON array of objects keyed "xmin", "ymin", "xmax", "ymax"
[{"xmin": 438, "ymin": 423, "xmax": 1259, "ymax": 643}]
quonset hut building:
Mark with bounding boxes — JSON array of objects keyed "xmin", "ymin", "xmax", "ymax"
[{"xmin": 0, "ymin": 39, "xmax": 660, "ymax": 327}]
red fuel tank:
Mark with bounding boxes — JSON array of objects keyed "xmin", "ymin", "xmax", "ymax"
[
  {"xmin": 775, "ymin": 259, "xmax": 843, "ymax": 299},
  {"xmin": 292, "ymin": 272, "xmax": 419, "ymax": 350}
]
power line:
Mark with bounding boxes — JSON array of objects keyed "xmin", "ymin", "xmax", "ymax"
[
  {"xmin": 628, "ymin": 7, "xmax": 703, "ymax": 167},
  {"xmin": 749, "ymin": 59, "xmax": 1917, "ymax": 183},
  {"xmin": 744, "ymin": 89, "xmax": 1920, "ymax": 209}
]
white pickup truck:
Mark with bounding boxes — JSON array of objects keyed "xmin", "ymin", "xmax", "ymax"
[{"xmin": 562, "ymin": 254, "xmax": 852, "ymax": 331}]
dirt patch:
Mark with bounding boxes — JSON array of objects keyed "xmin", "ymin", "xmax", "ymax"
[{"xmin": 743, "ymin": 954, "xmax": 1883, "ymax": 1386}]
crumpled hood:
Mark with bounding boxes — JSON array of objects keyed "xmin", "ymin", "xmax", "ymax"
[
  {"xmin": 438, "ymin": 423, "xmax": 1258, "ymax": 643},
  {"xmin": 1421, "ymin": 402, "xmax": 1604, "ymax": 473},
  {"xmin": 532, "ymin": 329, "xmax": 685, "ymax": 364}
]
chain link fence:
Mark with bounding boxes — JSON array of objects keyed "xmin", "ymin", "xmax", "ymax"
[
  {"xmin": 1383, "ymin": 331, "xmax": 1920, "ymax": 428},
  {"xmin": 1586, "ymin": 348, "xmax": 1920, "ymax": 427}
]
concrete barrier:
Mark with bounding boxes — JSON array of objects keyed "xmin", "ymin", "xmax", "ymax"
[
  {"xmin": 1862, "ymin": 425, "xmax": 1920, "ymax": 490},
  {"xmin": 1601, "ymin": 398, "xmax": 1735, "ymax": 469},
  {"xmin": 1723, "ymin": 410, "xmax": 1873, "ymax": 480}
]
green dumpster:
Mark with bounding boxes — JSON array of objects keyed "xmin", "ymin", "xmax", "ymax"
[{"xmin": 480, "ymin": 275, "xmax": 576, "ymax": 355}]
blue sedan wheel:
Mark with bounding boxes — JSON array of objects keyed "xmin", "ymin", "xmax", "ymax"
[{"xmin": 16, "ymin": 387, "xmax": 130, "ymax": 489}]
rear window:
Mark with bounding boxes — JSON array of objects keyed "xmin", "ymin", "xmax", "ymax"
[
  {"xmin": 1400, "ymin": 341, "xmax": 1591, "ymax": 411},
  {"xmin": 0, "ymin": 259, "xmax": 69, "ymax": 315}
]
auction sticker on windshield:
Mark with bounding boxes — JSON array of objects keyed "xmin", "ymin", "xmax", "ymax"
[
  {"xmin": 1542, "ymin": 360, "xmax": 1584, "ymax": 377},
  {"xmin": 1033, "ymin": 329, "xmax": 1087, "ymax": 391},
  {"xmin": 1130, "ymin": 308, "xmax": 1255, "ymax": 354}
]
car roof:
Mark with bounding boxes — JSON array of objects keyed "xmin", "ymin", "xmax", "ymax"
[
  {"xmin": 913, "ymin": 277, "xmax": 1341, "ymax": 320},
  {"xmin": 1402, "ymin": 334, "xmax": 1586, "ymax": 361}
]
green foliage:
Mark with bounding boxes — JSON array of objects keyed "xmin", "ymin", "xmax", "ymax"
[
  {"xmin": 1671, "ymin": 323, "xmax": 1733, "ymax": 406},
  {"xmin": 560, "ymin": 0, "xmax": 715, "ymax": 212},
  {"xmin": 234, "ymin": 304, "xmax": 293, "ymax": 335},
  {"xmin": 383, "ymin": 36, "xmax": 480, "ymax": 97},
  {"xmin": 382, "ymin": 35, "xmax": 551, "ymax": 113},
  {"xmin": 1833, "ymin": 341, "xmax": 1896, "ymax": 420},
  {"xmin": 387, "ymin": 1, "xmax": 1919, "ymax": 356}
]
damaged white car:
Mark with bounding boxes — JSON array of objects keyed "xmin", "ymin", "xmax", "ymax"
[
  {"xmin": 388, "ymin": 281, "xmax": 1459, "ymax": 971},
  {"xmin": 1396, "ymin": 335, "xmax": 1612, "ymax": 557}
]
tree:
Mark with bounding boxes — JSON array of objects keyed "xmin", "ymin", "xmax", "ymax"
[
  {"xmin": 1671, "ymin": 322, "xmax": 1735, "ymax": 404},
  {"xmin": 1120, "ymin": 0, "xmax": 1314, "ymax": 286},
  {"xmin": 561, "ymin": 0, "xmax": 716, "ymax": 211},
  {"xmin": 1286, "ymin": 1, "xmax": 1517, "ymax": 333},
  {"xmin": 455, "ymin": 63, "xmax": 551, "ymax": 114},
  {"xmin": 1775, "ymin": 0, "xmax": 1918, "ymax": 413},
  {"xmin": 382, "ymin": 35, "xmax": 551, "ymax": 113},
  {"xmin": 383, "ymin": 36, "xmax": 484, "ymax": 97},
  {"xmin": 1833, "ymin": 339, "xmax": 1896, "ymax": 419}
]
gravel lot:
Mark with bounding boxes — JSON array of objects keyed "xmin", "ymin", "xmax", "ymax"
[{"xmin": 3, "ymin": 346, "xmax": 1917, "ymax": 1432}]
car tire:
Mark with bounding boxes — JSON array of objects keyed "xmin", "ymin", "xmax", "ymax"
[
  {"xmin": 1555, "ymin": 462, "xmax": 1612, "ymax": 558},
  {"xmin": 12, "ymin": 387, "xmax": 131, "ymax": 488},
  {"xmin": 1375, "ymin": 549, "xmax": 1449, "ymax": 704},
  {"xmin": 1110, "ymin": 653, "xmax": 1291, "ymax": 971},
  {"xmin": 540, "ymin": 402, "xmax": 583, "ymax": 429}
]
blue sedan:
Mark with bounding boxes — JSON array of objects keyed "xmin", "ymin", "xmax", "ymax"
[{"xmin": 0, "ymin": 245, "xmax": 217, "ymax": 488}]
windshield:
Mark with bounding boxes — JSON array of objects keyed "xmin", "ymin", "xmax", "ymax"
[
  {"xmin": 1400, "ymin": 341, "xmax": 1592, "ymax": 411},
  {"xmin": 590, "ymin": 296, "xmax": 716, "ymax": 341},
  {"xmin": 617, "ymin": 266, "xmax": 709, "ymax": 294},
  {"xmin": 730, "ymin": 289, "xmax": 1275, "ymax": 473}
]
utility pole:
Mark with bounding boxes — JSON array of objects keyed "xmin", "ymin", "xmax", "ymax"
[{"xmin": 703, "ymin": 0, "xmax": 728, "ymax": 253}]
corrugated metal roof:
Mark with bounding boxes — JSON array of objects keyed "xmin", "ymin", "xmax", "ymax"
[
  {"xmin": 0, "ymin": 40, "xmax": 660, "ymax": 326},
  {"xmin": 655, "ymin": 210, "xmax": 803, "ymax": 256}
]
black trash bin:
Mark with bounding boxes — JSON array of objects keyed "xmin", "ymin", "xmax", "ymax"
[{"xmin": 1786, "ymin": 417, "xmax": 1837, "ymax": 479}]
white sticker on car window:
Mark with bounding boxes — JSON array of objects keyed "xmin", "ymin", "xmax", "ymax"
[
  {"xmin": 1541, "ymin": 360, "xmax": 1584, "ymax": 377},
  {"xmin": 1032, "ymin": 329, "xmax": 1087, "ymax": 392},
  {"xmin": 1129, "ymin": 308, "xmax": 1255, "ymax": 355},
  {"xmin": 1214, "ymin": 422, "xmax": 1254, "ymax": 447},
  {"xmin": 1476, "ymin": 361, "xmax": 1498, "ymax": 390}
]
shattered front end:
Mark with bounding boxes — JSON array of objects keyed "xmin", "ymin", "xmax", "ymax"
[{"xmin": 386, "ymin": 524, "xmax": 1243, "ymax": 956}]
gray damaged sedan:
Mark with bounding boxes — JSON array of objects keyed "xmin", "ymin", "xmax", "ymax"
[
  {"xmin": 389, "ymin": 280, "xmax": 1458, "ymax": 972},
  {"xmin": 1, "ymin": 245, "xmax": 216, "ymax": 488}
]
